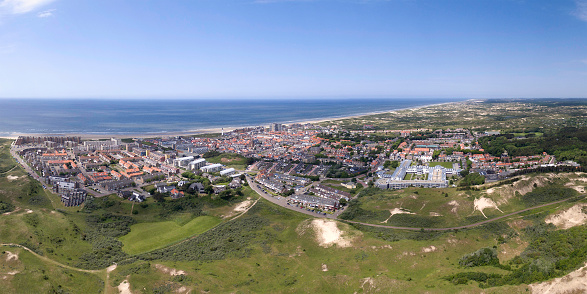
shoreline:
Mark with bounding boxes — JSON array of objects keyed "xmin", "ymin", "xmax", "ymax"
[{"xmin": 0, "ymin": 100, "xmax": 468, "ymax": 140}]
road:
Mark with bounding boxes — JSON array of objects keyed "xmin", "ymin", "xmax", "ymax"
[
  {"xmin": 245, "ymin": 172, "xmax": 583, "ymax": 231},
  {"xmin": 11, "ymin": 144, "xmax": 580, "ymax": 232},
  {"xmin": 245, "ymin": 174, "xmax": 341, "ymax": 219}
]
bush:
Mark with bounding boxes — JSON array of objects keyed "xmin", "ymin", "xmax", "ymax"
[
  {"xmin": 459, "ymin": 173, "xmax": 485, "ymax": 187},
  {"xmin": 0, "ymin": 200, "xmax": 15, "ymax": 214},
  {"xmin": 459, "ymin": 247, "xmax": 500, "ymax": 267},
  {"xmin": 521, "ymin": 187, "xmax": 577, "ymax": 206}
]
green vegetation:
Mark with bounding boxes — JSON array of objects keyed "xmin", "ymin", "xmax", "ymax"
[
  {"xmin": 459, "ymin": 247, "xmax": 500, "ymax": 267},
  {"xmin": 0, "ymin": 247, "xmax": 104, "ymax": 294},
  {"xmin": 1, "ymin": 101, "xmax": 587, "ymax": 293},
  {"xmin": 322, "ymin": 99, "xmax": 587, "ymax": 134},
  {"xmin": 205, "ymin": 152, "xmax": 248, "ymax": 170},
  {"xmin": 521, "ymin": 187, "xmax": 577, "ymax": 206},
  {"xmin": 0, "ymin": 139, "xmax": 16, "ymax": 173},
  {"xmin": 0, "ymin": 200, "xmax": 14, "ymax": 213},
  {"xmin": 429, "ymin": 161, "xmax": 454, "ymax": 169},
  {"xmin": 459, "ymin": 173, "xmax": 485, "ymax": 187},
  {"xmin": 445, "ymin": 222, "xmax": 587, "ymax": 288},
  {"xmin": 120, "ymin": 216, "xmax": 222, "ymax": 255},
  {"xmin": 479, "ymin": 126, "xmax": 587, "ymax": 166}
]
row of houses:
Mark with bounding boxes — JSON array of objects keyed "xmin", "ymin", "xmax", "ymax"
[{"xmin": 310, "ymin": 184, "xmax": 351, "ymax": 201}]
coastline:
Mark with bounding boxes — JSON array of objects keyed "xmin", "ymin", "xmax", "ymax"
[{"xmin": 0, "ymin": 100, "xmax": 467, "ymax": 140}]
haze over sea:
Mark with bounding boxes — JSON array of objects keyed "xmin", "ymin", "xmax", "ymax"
[{"xmin": 0, "ymin": 98, "xmax": 465, "ymax": 136}]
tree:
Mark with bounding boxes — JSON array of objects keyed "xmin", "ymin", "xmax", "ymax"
[{"xmin": 152, "ymin": 192, "xmax": 166, "ymax": 202}]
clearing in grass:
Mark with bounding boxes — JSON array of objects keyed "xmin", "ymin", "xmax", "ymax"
[{"xmin": 120, "ymin": 215, "xmax": 222, "ymax": 255}]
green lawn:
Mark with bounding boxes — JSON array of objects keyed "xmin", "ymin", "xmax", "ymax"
[
  {"xmin": 206, "ymin": 153, "xmax": 247, "ymax": 170},
  {"xmin": 429, "ymin": 162, "xmax": 454, "ymax": 169},
  {"xmin": 119, "ymin": 215, "xmax": 222, "ymax": 255}
]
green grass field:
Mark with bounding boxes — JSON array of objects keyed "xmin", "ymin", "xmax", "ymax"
[
  {"xmin": 119, "ymin": 215, "xmax": 222, "ymax": 255},
  {"xmin": 206, "ymin": 153, "xmax": 248, "ymax": 170},
  {"xmin": 429, "ymin": 162, "xmax": 454, "ymax": 168}
]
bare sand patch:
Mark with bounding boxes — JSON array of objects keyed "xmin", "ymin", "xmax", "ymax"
[
  {"xmin": 397, "ymin": 251, "xmax": 416, "ymax": 260},
  {"xmin": 498, "ymin": 237, "xmax": 528, "ymax": 261},
  {"xmin": 381, "ymin": 208, "xmax": 414, "ymax": 223},
  {"xmin": 447, "ymin": 238, "xmax": 458, "ymax": 245},
  {"xmin": 429, "ymin": 212, "xmax": 442, "ymax": 217},
  {"xmin": 322, "ymin": 264, "xmax": 328, "ymax": 271},
  {"xmin": 370, "ymin": 245, "xmax": 393, "ymax": 250},
  {"xmin": 360, "ymin": 277, "xmax": 375, "ymax": 291},
  {"xmin": 495, "ymin": 175, "xmax": 552, "ymax": 205},
  {"xmin": 155, "ymin": 264, "xmax": 186, "ymax": 276},
  {"xmin": 546, "ymin": 204, "xmax": 587, "ymax": 230},
  {"xmin": 25, "ymin": 209, "xmax": 33, "ymax": 214},
  {"xmin": 530, "ymin": 263, "xmax": 587, "ymax": 294},
  {"xmin": 6, "ymin": 175, "xmax": 19, "ymax": 181},
  {"xmin": 234, "ymin": 200, "xmax": 252, "ymax": 213},
  {"xmin": 474, "ymin": 197, "xmax": 503, "ymax": 218},
  {"xmin": 311, "ymin": 219, "xmax": 352, "ymax": 248},
  {"xmin": 2, "ymin": 207, "xmax": 21, "ymax": 216},
  {"xmin": 222, "ymin": 200, "xmax": 254, "ymax": 219},
  {"xmin": 448, "ymin": 200, "xmax": 460, "ymax": 214},
  {"xmin": 118, "ymin": 279, "xmax": 132, "ymax": 294},
  {"xmin": 421, "ymin": 246, "xmax": 437, "ymax": 253},
  {"xmin": 106, "ymin": 264, "xmax": 117, "ymax": 273},
  {"xmin": 5, "ymin": 251, "xmax": 18, "ymax": 261},
  {"xmin": 565, "ymin": 182, "xmax": 585, "ymax": 194}
]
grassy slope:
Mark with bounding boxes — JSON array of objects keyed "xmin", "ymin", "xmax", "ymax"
[
  {"xmin": 341, "ymin": 173, "xmax": 580, "ymax": 228},
  {"xmin": 2, "ymin": 138, "xmax": 586, "ymax": 293},
  {"xmin": 120, "ymin": 215, "xmax": 222, "ymax": 255},
  {"xmin": 106, "ymin": 199, "xmax": 528, "ymax": 293},
  {"xmin": 0, "ymin": 247, "xmax": 104, "ymax": 294}
]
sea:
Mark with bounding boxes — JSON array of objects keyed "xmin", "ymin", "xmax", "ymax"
[{"xmin": 0, "ymin": 98, "xmax": 466, "ymax": 136}]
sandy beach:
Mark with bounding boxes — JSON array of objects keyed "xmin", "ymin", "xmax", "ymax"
[{"xmin": 0, "ymin": 100, "xmax": 464, "ymax": 140}]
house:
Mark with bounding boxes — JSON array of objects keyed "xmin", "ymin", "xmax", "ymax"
[
  {"xmin": 129, "ymin": 192, "xmax": 146, "ymax": 202},
  {"xmin": 201, "ymin": 163, "xmax": 223, "ymax": 173},
  {"xmin": 60, "ymin": 189, "xmax": 87, "ymax": 207},
  {"xmin": 100, "ymin": 179, "xmax": 134, "ymax": 191},
  {"xmin": 220, "ymin": 168, "xmax": 236, "ymax": 176},
  {"xmin": 289, "ymin": 194, "xmax": 338, "ymax": 211},
  {"xmin": 229, "ymin": 178, "xmax": 241, "ymax": 189},
  {"xmin": 178, "ymin": 180, "xmax": 188, "ymax": 187},
  {"xmin": 213, "ymin": 185, "xmax": 226, "ymax": 194},
  {"xmin": 117, "ymin": 190, "xmax": 133, "ymax": 199},
  {"xmin": 157, "ymin": 185, "xmax": 176, "ymax": 194},
  {"xmin": 170, "ymin": 189, "xmax": 185, "ymax": 199},
  {"xmin": 189, "ymin": 182, "xmax": 206, "ymax": 194}
]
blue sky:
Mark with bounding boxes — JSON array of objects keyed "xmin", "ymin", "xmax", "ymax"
[{"xmin": 0, "ymin": 0, "xmax": 586, "ymax": 99}]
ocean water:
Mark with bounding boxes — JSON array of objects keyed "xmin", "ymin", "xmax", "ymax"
[{"xmin": 0, "ymin": 98, "xmax": 465, "ymax": 135}]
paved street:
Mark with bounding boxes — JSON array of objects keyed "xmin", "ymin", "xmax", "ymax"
[{"xmin": 245, "ymin": 174, "xmax": 344, "ymax": 219}]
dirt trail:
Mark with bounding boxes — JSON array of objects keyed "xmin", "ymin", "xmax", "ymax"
[
  {"xmin": 0, "ymin": 243, "xmax": 102, "ymax": 274},
  {"xmin": 0, "ymin": 243, "xmax": 108, "ymax": 293}
]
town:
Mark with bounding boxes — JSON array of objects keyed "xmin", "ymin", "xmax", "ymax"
[{"xmin": 10, "ymin": 122, "xmax": 580, "ymax": 215}]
